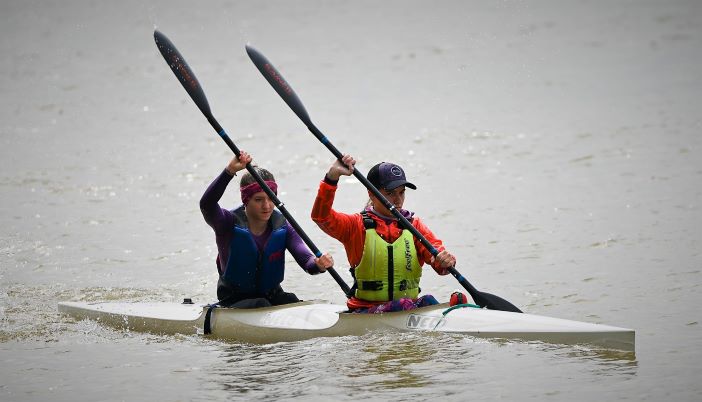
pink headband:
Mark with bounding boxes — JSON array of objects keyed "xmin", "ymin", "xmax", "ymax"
[{"xmin": 240, "ymin": 181, "xmax": 277, "ymax": 205}]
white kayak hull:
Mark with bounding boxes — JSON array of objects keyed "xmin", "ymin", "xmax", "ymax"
[{"xmin": 58, "ymin": 301, "xmax": 635, "ymax": 351}]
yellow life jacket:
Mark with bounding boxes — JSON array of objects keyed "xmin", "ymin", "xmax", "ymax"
[{"xmin": 354, "ymin": 213, "xmax": 422, "ymax": 301}]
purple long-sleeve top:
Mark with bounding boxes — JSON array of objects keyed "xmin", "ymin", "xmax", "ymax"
[{"xmin": 200, "ymin": 170, "xmax": 321, "ymax": 276}]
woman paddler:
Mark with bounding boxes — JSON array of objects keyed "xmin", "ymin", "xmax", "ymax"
[
  {"xmin": 200, "ymin": 151, "xmax": 334, "ymax": 308},
  {"xmin": 311, "ymin": 154, "xmax": 458, "ymax": 313}
]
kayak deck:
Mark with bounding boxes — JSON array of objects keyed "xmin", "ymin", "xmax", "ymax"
[{"xmin": 58, "ymin": 301, "xmax": 635, "ymax": 351}]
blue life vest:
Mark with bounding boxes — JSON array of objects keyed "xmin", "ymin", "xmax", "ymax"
[{"xmin": 220, "ymin": 205, "xmax": 288, "ymax": 295}]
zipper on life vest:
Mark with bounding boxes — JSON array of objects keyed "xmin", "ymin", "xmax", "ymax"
[{"xmin": 387, "ymin": 245, "xmax": 394, "ymax": 301}]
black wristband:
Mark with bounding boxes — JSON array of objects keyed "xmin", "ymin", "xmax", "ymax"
[{"xmin": 323, "ymin": 174, "xmax": 339, "ymax": 186}]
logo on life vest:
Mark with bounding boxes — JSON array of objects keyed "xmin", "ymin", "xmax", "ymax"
[
  {"xmin": 268, "ymin": 250, "xmax": 284, "ymax": 262},
  {"xmin": 406, "ymin": 314, "xmax": 445, "ymax": 330}
]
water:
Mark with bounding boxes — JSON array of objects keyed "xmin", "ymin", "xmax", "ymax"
[{"xmin": 1, "ymin": 0, "xmax": 701, "ymax": 400}]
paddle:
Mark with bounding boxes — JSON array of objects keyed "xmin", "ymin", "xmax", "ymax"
[
  {"xmin": 246, "ymin": 45, "xmax": 522, "ymax": 313},
  {"xmin": 153, "ymin": 31, "xmax": 352, "ymax": 298}
]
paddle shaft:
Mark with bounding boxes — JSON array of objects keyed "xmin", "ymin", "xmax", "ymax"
[
  {"xmin": 154, "ymin": 31, "xmax": 351, "ymax": 297},
  {"xmin": 246, "ymin": 45, "xmax": 522, "ymax": 312}
]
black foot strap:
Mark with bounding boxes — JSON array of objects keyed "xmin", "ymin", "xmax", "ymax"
[{"xmin": 203, "ymin": 303, "xmax": 219, "ymax": 335}]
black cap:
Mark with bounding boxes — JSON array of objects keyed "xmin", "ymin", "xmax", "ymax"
[{"xmin": 367, "ymin": 162, "xmax": 417, "ymax": 191}]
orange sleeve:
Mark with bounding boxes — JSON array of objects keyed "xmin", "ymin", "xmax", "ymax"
[
  {"xmin": 311, "ymin": 181, "xmax": 365, "ymax": 266},
  {"xmin": 412, "ymin": 216, "xmax": 450, "ymax": 275}
]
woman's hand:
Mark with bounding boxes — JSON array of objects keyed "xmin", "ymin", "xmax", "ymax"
[
  {"xmin": 225, "ymin": 151, "xmax": 253, "ymax": 176},
  {"xmin": 431, "ymin": 250, "xmax": 456, "ymax": 269},
  {"xmin": 314, "ymin": 252, "xmax": 334, "ymax": 272},
  {"xmin": 326, "ymin": 154, "xmax": 355, "ymax": 181}
]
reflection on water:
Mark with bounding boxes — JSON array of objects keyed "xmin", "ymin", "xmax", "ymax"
[
  {"xmin": 539, "ymin": 342, "xmax": 638, "ymax": 374},
  {"xmin": 213, "ymin": 340, "xmax": 326, "ymax": 396},
  {"xmin": 343, "ymin": 332, "xmax": 443, "ymax": 389},
  {"xmin": 471, "ymin": 335, "xmax": 638, "ymax": 366},
  {"xmin": 210, "ymin": 333, "xmax": 448, "ymax": 398},
  {"xmin": 202, "ymin": 330, "xmax": 639, "ymax": 400}
]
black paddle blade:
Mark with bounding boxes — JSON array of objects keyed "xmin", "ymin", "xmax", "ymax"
[
  {"xmin": 448, "ymin": 267, "xmax": 522, "ymax": 312},
  {"xmin": 154, "ymin": 30, "xmax": 212, "ymax": 118},
  {"xmin": 472, "ymin": 292, "xmax": 523, "ymax": 313},
  {"xmin": 245, "ymin": 45, "xmax": 313, "ymax": 126}
]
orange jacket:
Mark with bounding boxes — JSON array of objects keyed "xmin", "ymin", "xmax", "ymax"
[{"xmin": 311, "ymin": 180, "xmax": 449, "ymax": 307}]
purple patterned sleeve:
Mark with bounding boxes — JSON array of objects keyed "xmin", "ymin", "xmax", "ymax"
[
  {"xmin": 285, "ymin": 222, "xmax": 321, "ymax": 275},
  {"xmin": 200, "ymin": 170, "xmax": 235, "ymax": 233},
  {"xmin": 200, "ymin": 170, "xmax": 236, "ymax": 274}
]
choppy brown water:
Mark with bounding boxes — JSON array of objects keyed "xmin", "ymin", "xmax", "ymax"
[{"xmin": 1, "ymin": 1, "xmax": 701, "ymax": 401}]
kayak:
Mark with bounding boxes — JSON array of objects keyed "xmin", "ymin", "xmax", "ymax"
[{"xmin": 58, "ymin": 300, "xmax": 635, "ymax": 351}]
